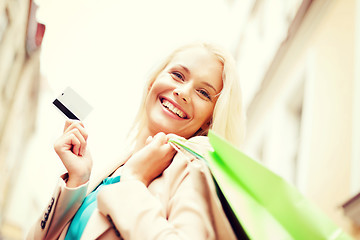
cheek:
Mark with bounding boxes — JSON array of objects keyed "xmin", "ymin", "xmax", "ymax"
[
  {"xmin": 195, "ymin": 102, "xmax": 215, "ymax": 123},
  {"xmin": 147, "ymin": 83, "xmax": 164, "ymax": 101}
]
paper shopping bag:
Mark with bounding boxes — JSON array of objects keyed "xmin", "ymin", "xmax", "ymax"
[{"xmin": 205, "ymin": 130, "xmax": 352, "ymax": 240}]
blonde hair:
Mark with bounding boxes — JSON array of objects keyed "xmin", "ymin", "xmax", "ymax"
[{"xmin": 128, "ymin": 42, "xmax": 245, "ymax": 148}]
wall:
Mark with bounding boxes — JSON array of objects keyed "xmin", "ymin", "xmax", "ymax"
[
  {"xmin": 305, "ymin": 0, "xmax": 355, "ymax": 234},
  {"xmin": 0, "ymin": 0, "xmax": 41, "ymax": 239},
  {"xmin": 243, "ymin": 0, "xmax": 359, "ymax": 237}
]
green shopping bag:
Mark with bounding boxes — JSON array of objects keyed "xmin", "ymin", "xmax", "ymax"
[{"xmin": 204, "ymin": 130, "xmax": 352, "ymax": 240}]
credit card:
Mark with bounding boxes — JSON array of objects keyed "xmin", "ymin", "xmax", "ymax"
[{"xmin": 53, "ymin": 87, "xmax": 93, "ymax": 121}]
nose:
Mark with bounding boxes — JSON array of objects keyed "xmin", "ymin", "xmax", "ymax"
[{"xmin": 173, "ymin": 87, "xmax": 191, "ymax": 104}]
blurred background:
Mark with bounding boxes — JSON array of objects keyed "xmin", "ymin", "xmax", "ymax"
[{"xmin": 0, "ymin": 0, "xmax": 360, "ymax": 239}]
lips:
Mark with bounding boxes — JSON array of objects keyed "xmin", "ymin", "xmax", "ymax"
[{"xmin": 160, "ymin": 98, "xmax": 188, "ymax": 119}]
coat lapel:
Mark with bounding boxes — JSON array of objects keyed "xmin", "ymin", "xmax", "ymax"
[
  {"xmin": 87, "ymin": 151, "xmax": 132, "ymax": 195},
  {"xmin": 80, "ymin": 209, "xmax": 112, "ymax": 240}
]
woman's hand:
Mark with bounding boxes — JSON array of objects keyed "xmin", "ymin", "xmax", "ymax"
[
  {"xmin": 54, "ymin": 120, "xmax": 93, "ymax": 188},
  {"xmin": 121, "ymin": 132, "xmax": 177, "ymax": 187}
]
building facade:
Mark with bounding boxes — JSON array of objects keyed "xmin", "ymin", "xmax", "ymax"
[
  {"xmin": 0, "ymin": 0, "xmax": 43, "ymax": 239},
  {"xmin": 233, "ymin": 0, "xmax": 360, "ymax": 238}
]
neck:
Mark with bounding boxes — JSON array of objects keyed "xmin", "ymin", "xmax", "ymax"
[{"xmin": 133, "ymin": 127, "xmax": 153, "ymax": 153}]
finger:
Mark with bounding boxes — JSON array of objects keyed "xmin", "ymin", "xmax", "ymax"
[
  {"xmin": 68, "ymin": 128, "xmax": 86, "ymax": 156},
  {"xmin": 154, "ymin": 132, "xmax": 166, "ymax": 139},
  {"xmin": 162, "ymin": 144, "xmax": 176, "ymax": 164},
  {"xmin": 165, "ymin": 142, "xmax": 177, "ymax": 153},
  {"xmin": 145, "ymin": 136, "xmax": 153, "ymax": 145},
  {"xmin": 152, "ymin": 132, "xmax": 167, "ymax": 145},
  {"xmin": 160, "ymin": 139, "xmax": 177, "ymax": 153},
  {"xmin": 63, "ymin": 120, "xmax": 73, "ymax": 132},
  {"xmin": 63, "ymin": 119, "xmax": 84, "ymax": 132},
  {"xmin": 64, "ymin": 122, "xmax": 88, "ymax": 141},
  {"xmin": 166, "ymin": 133, "xmax": 185, "ymax": 142},
  {"xmin": 69, "ymin": 133, "xmax": 81, "ymax": 156},
  {"xmin": 64, "ymin": 120, "xmax": 84, "ymax": 132}
]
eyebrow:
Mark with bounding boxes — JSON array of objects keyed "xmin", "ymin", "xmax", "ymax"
[
  {"xmin": 202, "ymin": 81, "xmax": 218, "ymax": 93},
  {"xmin": 177, "ymin": 64, "xmax": 190, "ymax": 74},
  {"xmin": 176, "ymin": 64, "xmax": 218, "ymax": 93}
]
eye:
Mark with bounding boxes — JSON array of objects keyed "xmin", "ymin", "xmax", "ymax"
[
  {"xmin": 170, "ymin": 71, "xmax": 185, "ymax": 81},
  {"xmin": 198, "ymin": 89, "xmax": 211, "ymax": 100}
]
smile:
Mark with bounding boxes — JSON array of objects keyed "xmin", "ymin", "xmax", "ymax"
[{"xmin": 161, "ymin": 99, "xmax": 188, "ymax": 119}]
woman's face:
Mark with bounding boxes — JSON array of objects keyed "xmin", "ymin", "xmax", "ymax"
[{"xmin": 145, "ymin": 47, "xmax": 223, "ymax": 138}]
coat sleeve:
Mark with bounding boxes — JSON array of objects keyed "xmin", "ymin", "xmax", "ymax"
[
  {"xmin": 97, "ymin": 136, "xmax": 220, "ymax": 240},
  {"xmin": 26, "ymin": 173, "xmax": 88, "ymax": 240}
]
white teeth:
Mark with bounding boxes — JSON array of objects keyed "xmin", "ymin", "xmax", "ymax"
[{"xmin": 162, "ymin": 99, "xmax": 186, "ymax": 118}]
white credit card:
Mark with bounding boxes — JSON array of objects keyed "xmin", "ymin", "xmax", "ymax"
[{"xmin": 53, "ymin": 87, "xmax": 93, "ymax": 121}]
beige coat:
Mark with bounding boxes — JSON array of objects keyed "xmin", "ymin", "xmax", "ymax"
[{"xmin": 26, "ymin": 136, "xmax": 237, "ymax": 240}]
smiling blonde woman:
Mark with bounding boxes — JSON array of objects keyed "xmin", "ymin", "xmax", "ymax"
[{"xmin": 27, "ymin": 42, "xmax": 245, "ymax": 240}]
